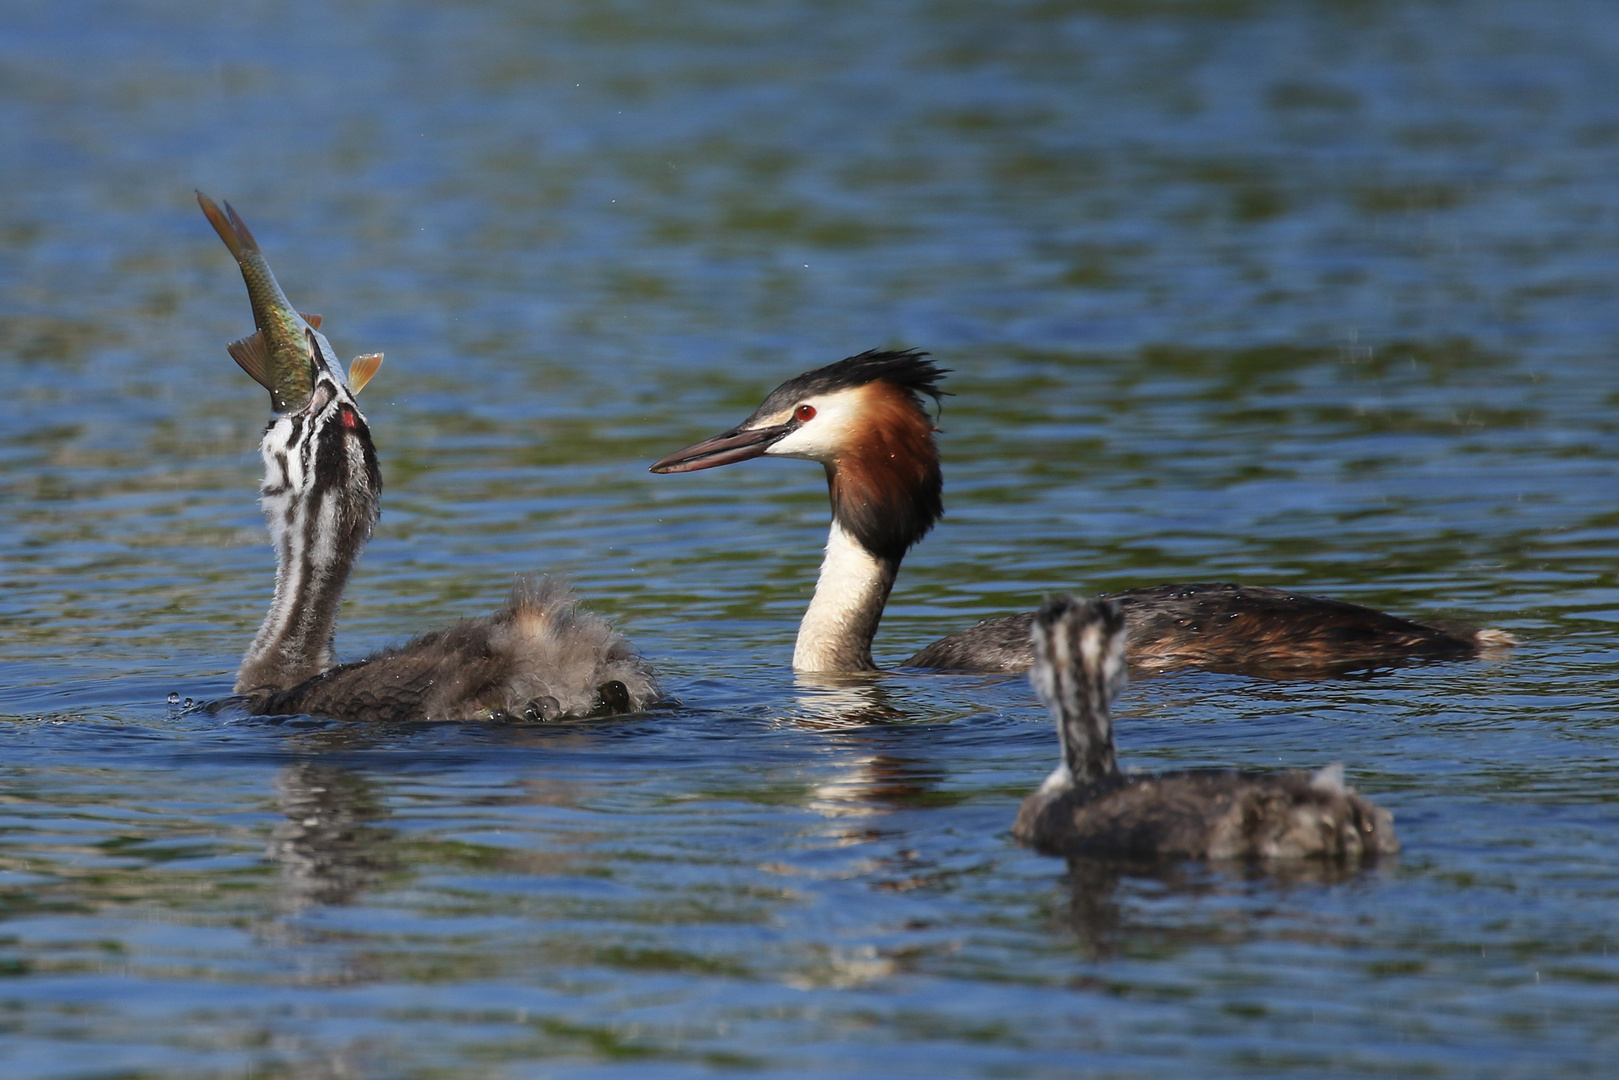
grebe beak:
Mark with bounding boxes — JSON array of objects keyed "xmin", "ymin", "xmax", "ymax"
[{"xmin": 649, "ymin": 422, "xmax": 794, "ymax": 474}]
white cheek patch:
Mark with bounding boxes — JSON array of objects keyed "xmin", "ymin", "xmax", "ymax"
[{"xmin": 764, "ymin": 390, "xmax": 866, "ymax": 461}]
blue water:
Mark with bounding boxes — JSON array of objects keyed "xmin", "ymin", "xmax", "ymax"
[{"xmin": 3, "ymin": 0, "xmax": 1619, "ymax": 1075}]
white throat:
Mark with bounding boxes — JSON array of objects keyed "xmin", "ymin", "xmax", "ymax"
[{"xmin": 793, "ymin": 520, "xmax": 898, "ymax": 673}]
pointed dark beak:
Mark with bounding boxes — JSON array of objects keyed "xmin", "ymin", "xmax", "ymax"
[{"xmin": 649, "ymin": 422, "xmax": 794, "ymax": 474}]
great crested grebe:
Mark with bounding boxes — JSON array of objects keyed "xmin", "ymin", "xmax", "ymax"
[
  {"xmin": 1013, "ymin": 595, "xmax": 1398, "ymax": 860},
  {"xmin": 649, "ymin": 350, "xmax": 1510, "ymax": 676},
  {"xmin": 200, "ymin": 193, "xmax": 658, "ymax": 721}
]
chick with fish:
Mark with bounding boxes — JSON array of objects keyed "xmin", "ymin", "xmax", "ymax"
[{"xmin": 196, "ymin": 192, "xmax": 659, "ymax": 723}]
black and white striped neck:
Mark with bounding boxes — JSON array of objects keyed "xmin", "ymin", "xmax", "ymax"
[
  {"xmin": 1030, "ymin": 596, "xmax": 1126, "ymax": 791},
  {"xmin": 235, "ymin": 376, "xmax": 381, "ymax": 695}
]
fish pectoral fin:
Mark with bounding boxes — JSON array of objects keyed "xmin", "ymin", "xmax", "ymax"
[
  {"xmin": 299, "ymin": 311, "xmax": 322, "ymax": 329},
  {"xmin": 349, "ymin": 352, "xmax": 383, "ymax": 394},
  {"xmin": 226, "ymin": 331, "xmax": 274, "ymax": 393}
]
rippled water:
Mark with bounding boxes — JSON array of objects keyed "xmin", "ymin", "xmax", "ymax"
[{"xmin": 4, "ymin": 0, "xmax": 1619, "ymax": 1075}]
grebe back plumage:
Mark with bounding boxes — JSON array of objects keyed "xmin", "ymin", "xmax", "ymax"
[
  {"xmin": 1012, "ymin": 595, "xmax": 1399, "ymax": 861},
  {"xmin": 649, "ymin": 350, "xmax": 1510, "ymax": 677}
]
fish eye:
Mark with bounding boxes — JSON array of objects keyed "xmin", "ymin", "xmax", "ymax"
[{"xmin": 795, "ymin": 404, "xmax": 816, "ymax": 422}]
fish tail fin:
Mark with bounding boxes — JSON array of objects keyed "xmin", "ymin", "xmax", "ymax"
[
  {"xmin": 196, "ymin": 190, "xmax": 260, "ymax": 259},
  {"xmin": 223, "ymin": 200, "xmax": 260, "ymax": 252}
]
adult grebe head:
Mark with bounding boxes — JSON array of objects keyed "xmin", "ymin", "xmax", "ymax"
[{"xmin": 651, "ymin": 349, "xmax": 949, "ymax": 562}]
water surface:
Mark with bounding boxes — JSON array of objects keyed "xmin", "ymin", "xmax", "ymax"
[{"xmin": 3, "ymin": 1, "xmax": 1619, "ymax": 1076}]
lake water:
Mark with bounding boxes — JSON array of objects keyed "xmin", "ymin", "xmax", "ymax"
[{"xmin": 3, "ymin": 0, "xmax": 1619, "ymax": 1076}]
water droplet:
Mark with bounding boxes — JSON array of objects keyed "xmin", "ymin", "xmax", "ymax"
[
  {"xmin": 183, "ymin": 698, "xmax": 194, "ymax": 709},
  {"xmin": 167, "ymin": 692, "xmax": 180, "ymax": 706}
]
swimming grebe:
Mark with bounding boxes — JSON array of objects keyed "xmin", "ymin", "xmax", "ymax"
[
  {"xmin": 200, "ymin": 193, "xmax": 658, "ymax": 721},
  {"xmin": 1013, "ymin": 595, "xmax": 1398, "ymax": 860},
  {"xmin": 649, "ymin": 350, "xmax": 1510, "ymax": 676}
]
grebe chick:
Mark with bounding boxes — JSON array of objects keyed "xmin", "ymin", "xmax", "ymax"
[
  {"xmin": 1012, "ymin": 595, "xmax": 1398, "ymax": 861},
  {"xmin": 200, "ymin": 193, "xmax": 658, "ymax": 722},
  {"xmin": 253, "ymin": 576, "xmax": 656, "ymax": 723},
  {"xmin": 649, "ymin": 350, "xmax": 1510, "ymax": 677}
]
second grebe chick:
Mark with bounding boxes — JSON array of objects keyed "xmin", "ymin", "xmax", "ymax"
[
  {"xmin": 649, "ymin": 350, "xmax": 1510, "ymax": 677},
  {"xmin": 1012, "ymin": 596, "xmax": 1399, "ymax": 861},
  {"xmin": 201, "ymin": 193, "xmax": 658, "ymax": 722}
]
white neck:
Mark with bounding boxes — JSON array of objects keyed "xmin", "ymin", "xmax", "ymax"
[{"xmin": 793, "ymin": 520, "xmax": 899, "ymax": 673}]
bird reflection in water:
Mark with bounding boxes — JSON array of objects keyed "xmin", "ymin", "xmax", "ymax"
[
  {"xmin": 1054, "ymin": 855, "xmax": 1397, "ymax": 963},
  {"xmin": 267, "ymin": 759, "xmax": 397, "ymax": 913},
  {"xmin": 804, "ymin": 749, "xmax": 951, "ymax": 824},
  {"xmin": 790, "ymin": 675, "xmax": 943, "ymax": 820},
  {"xmin": 783, "ymin": 674, "xmax": 968, "ymax": 907},
  {"xmin": 789, "ymin": 672, "xmax": 907, "ymax": 730}
]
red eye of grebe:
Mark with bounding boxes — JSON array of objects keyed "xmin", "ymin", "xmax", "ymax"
[{"xmin": 795, "ymin": 404, "xmax": 816, "ymax": 422}]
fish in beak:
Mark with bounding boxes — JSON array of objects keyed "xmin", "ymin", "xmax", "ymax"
[{"xmin": 197, "ymin": 191, "xmax": 382, "ymax": 410}]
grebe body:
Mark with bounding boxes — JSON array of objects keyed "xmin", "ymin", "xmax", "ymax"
[
  {"xmin": 909, "ymin": 581, "xmax": 1498, "ymax": 677},
  {"xmin": 250, "ymin": 577, "xmax": 655, "ymax": 723},
  {"xmin": 200, "ymin": 193, "xmax": 658, "ymax": 722},
  {"xmin": 1012, "ymin": 596, "xmax": 1398, "ymax": 861},
  {"xmin": 650, "ymin": 350, "xmax": 1508, "ymax": 677}
]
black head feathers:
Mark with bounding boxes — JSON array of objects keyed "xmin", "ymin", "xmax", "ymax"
[{"xmin": 751, "ymin": 349, "xmax": 950, "ymax": 423}]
